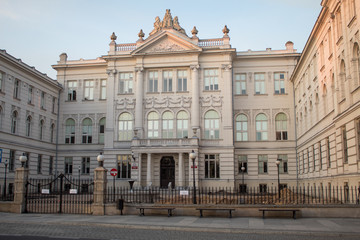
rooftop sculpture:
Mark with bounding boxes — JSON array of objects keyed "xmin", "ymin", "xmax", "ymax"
[{"xmin": 149, "ymin": 9, "xmax": 186, "ymax": 36}]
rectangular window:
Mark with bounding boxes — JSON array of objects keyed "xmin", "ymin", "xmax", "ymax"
[
  {"xmin": 319, "ymin": 141, "xmax": 323, "ymax": 170},
  {"xmin": 117, "ymin": 155, "xmax": 131, "ymax": 179},
  {"xmin": 177, "ymin": 70, "xmax": 187, "ymax": 92},
  {"xmin": 342, "ymin": 126, "xmax": 348, "ymax": 164},
  {"xmin": 14, "ymin": 79, "xmax": 20, "ymax": 99},
  {"xmin": 119, "ymin": 73, "xmax": 133, "ymax": 94},
  {"xmin": 326, "ymin": 137, "xmax": 331, "ymax": 168},
  {"xmin": 37, "ymin": 155, "xmax": 42, "ymax": 174},
  {"xmin": 238, "ymin": 155, "xmax": 247, "ymax": 173},
  {"xmin": 84, "ymin": 80, "xmax": 94, "ymax": 100},
  {"xmin": 82, "ymin": 157, "xmax": 90, "ymax": 174},
  {"xmin": 328, "ymin": 28, "xmax": 332, "ymax": 56},
  {"xmin": 148, "ymin": 71, "xmax": 158, "ymax": 92},
  {"xmin": 205, "ymin": 154, "xmax": 220, "ymax": 179},
  {"xmin": 28, "ymin": 86, "xmax": 33, "ymax": 104},
  {"xmin": 52, "ymin": 97, "xmax": 56, "ymax": 113},
  {"xmin": 254, "ymin": 73, "xmax": 265, "ymax": 94},
  {"xmin": 320, "ymin": 42, "xmax": 325, "ymax": 67},
  {"xmin": 163, "ymin": 70, "xmax": 173, "ymax": 92},
  {"xmin": 9, "ymin": 150, "xmax": 15, "ymax": 171},
  {"xmin": 336, "ymin": 9, "xmax": 343, "ymax": 39},
  {"xmin": 204, "ymin": 69, "xmax": 219, "ymax": 91},
  {"xmin": 64, "ymin": 157, "xmax": 73, "ymax": 174},
  {"xmin": 235, "ymin": 73, "xmax": 246, "ymax": 95},
  {"xmin": 67, "ymin": 81, "xmax": 77, "ymax": 101},
  {"xmin": 258, "ymin": 155, "xmax": 268, "ymax": 174},
  {"xmin": 49, "ymin": 156, "xmax": 53, "ymax": 175},
  {"xmin": 0, "ymin": 71, "xmax": 3, "ymax": 92},
  {"xmin": 307, "ymin": 149, "xmax": 310, "ymax": 172},
  {"xmin": 274, "ymin": 73, "xmax": 285, "ymax": 94},
  {"xmin": 278, "ymin": 154, "xmax": 288, "ymax": 173},
  {"xmin": 99, "ymin": 79, "xmax": 106, "ymax": 99},
  {"xmin": 41, "ymin": 91, "xmax": 46, "ymax": 109},
  {"xmin": 312, "ymin": 145, "xmax": 316, "ymax": 171}
]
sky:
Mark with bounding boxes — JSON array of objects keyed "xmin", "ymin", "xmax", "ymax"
[{"xmin": 0, "ymin": 0, "xmax": 322, "ymax": 79}]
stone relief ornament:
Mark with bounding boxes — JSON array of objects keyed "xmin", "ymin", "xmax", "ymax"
[
  {"xmin": 145, "ymin": 96, "xmax": 191, "ymax": 109},
  {"xmin": 200, "ymin": 95, "xmax": 223, "ymax": 107},
  {"xmin": 149, "ymin": 9, "xmax": 187, "ymax": 36},
  {"xmin": 116, "ymin": 98, "xmax": 135, "ymax": 110},
  {"xmin": 147, "ymin": 38, "xmax": 185, "ymax": 52}
]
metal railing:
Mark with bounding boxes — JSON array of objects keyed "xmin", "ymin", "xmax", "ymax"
[{"xmin": 105, "ymin": 185, "xmax": 360, "ymax": 205}]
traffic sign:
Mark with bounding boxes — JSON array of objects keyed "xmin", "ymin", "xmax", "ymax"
[{"xmin": 110, "ymin": 168, "xmax": 117, "ymax": 176}]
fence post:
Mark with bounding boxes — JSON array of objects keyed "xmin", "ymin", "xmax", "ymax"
[
  {"xmin": 12, "ymin": 166, "xmax": 29, "ymax": 213},
  {"xmin": 92, "ymin": 165, "xmax": 108, "ymax": 215}
]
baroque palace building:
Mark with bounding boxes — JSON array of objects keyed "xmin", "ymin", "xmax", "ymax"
[{"xmin": 0, "ymin": 1, "xmax": 359, "ymax": 192}]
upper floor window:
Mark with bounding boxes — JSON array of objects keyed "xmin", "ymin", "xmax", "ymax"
[
  {"xmin": 256, "ymin": 113, "xmax": 268, "ymax": 141},
  {"xmin": 84, "ymin": 80, "xmax": 94, "ymax": 100},
  {"xmin": 26, "ymin": 116, "xmax": 32, "ymax": 137},
  {"xmin": 82, "ymin": 118, "xmax": 92, "ymax": 144},
  {"xmin": 176, "ymin": 111, "xmax": 188, "ymax": 138},
  {"xmin": 204, "ymin": 69, "xmax": 218, "ymax": 91},
  {"xmin": 162, "ymin": 111, "xmax": 174, "ymax": 138},
  {"xmin": 11, "ymin": 111, "xmax": 18, "ymax": 134},
  {"xmin": 235, "ymin": 73, "xmax": 246, "ymax": 95},
  {"xmin": 50, "ymin": 124, "xmax": 55, "ymax": 143},
  {"xmin": 13, "ymin": 79, "xmax": 20, "ymax": 99},
  {"xmin": 177, "ymin": 70, "xmax": 187, "ymax": 92},
  {"xmin": 204, "ymin": 110, "xmax": 219, "ymax": 139},
  {"xmin": 28, "ymin": 86, "xmax": 33, "ymax": 104},
  {"xmin": 41, "ymin": 91, "xmax": 46, "ymax": 109},
  {"xmin": 148, "ymin": 71, "xmax": 158, "ymax": 93},
  {"xmin": 52, "ymin": 97, "xmax": 56, "ymax": 113},
  {"xmin": 99, "ymin": 117, "xmax": 106, "ymax": 144},
  {"xmin": 65, "ymin": 118, "xmax": 75, "ymax": 144},
  {"xmin": 274, "ymin": 73, "xmax": 285, "ymax": 94},
  {"xmin": 254, "ymin": 73, "xmax": 265, "ymax": 94},
  {"xmin": 119, "ymin": 73, "xmax": 133, "ymax": 94},
  {"xmin": 235, "ymin": 114, "xmax": 248, "ymax": 141},
  {"xmin": 147, "ymin": 111, "xmax": 159, "ymax": 138},
  {"xmin": 0, "ymin": 71, "xmax": 3, "ymax": 92},
  {"xmin": 118, "ymin": 113, "xmax": 133, "ymax": 141},
  {"xmin": 39, "ymin": 120, "xmax": 44, "ymax": 140},
  {"xmin": 275, "ymin": 113, "xmax": 288, "ymax": 140},
  {"xmin": 162, "ymin": 70, "xmax": 173, "ymax": 92},
  {"xmin": 67, "ymin": 81, "xmax": 77, "ymax": 101},
  {"xmin": 100, "ymin": 79, "xmax": 107, "ymax": 99},
  {"xmin": 336, "ymin": 8, "xmax": 343, "ymax": 39}
]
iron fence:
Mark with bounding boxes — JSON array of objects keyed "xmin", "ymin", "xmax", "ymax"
[
  {"xmin": 0, "ymin": 178, "xmax": 15, "ymax": 201},
  {"xmin": 106, "ymin": 185, "xmax": 360, "ymax": 205}
]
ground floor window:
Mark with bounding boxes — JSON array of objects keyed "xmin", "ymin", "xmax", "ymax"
[
  {"xmin": 259, "ymin": 184, "xmax": 267, "ymax": 193},
  {"xmin": 65, "ymin": 157, "xmax": 73, "ymax": 174},
  {"xmin": 204, "ymin": 154, "xmax": 220, "ymax": 179},
  {"xmin": 117, "ymin": 155, "xmax": 131, "ymax": 179},
  {"xmin": 82, "ymin": 157, "xmax": 90, "ymax": 174}
]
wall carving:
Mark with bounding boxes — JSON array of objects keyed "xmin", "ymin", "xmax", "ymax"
[
  {"xmin": 146, "ymin": 38, "xmax": 186, "ymax": 53},
  {"xmin": 200, "ymin": 94, "xmax": 223, "ymax": 107},
  {"xmin": 116, "ymin": 98, "xmax": 136, "ymax": 110},
  {"xmin": 145, "ymin": 96, "xmax": 191, "ymax": 109}
]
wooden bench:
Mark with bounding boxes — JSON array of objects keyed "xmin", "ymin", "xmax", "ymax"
[
  {"xmin": 136, "ymin": 206, "xmax": 175, "ymax": 217},
  {"xmin": 196, "ymin": 208, "xmax": 235, "ymax": 218},
  {"xmin": 259, "ymin": 208, "xmax": 300, "ymax": 219}
]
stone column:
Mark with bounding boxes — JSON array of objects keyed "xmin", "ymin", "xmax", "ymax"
[
  {"xmin": 178, "ymin": 153, "xmax": 184, "ymax": 187},
  {"xmin": 190, "ymin": 64, "xmax": 200, "ymax": 137},
  {"xmin": 105, "ymin": 69, "xmax": 117, "ymax": 149},
  {"xmin": 135, "ymin": 67, "xmax": 144, "ymax": 138},
  {"xmin": 222, "ymin": 64, "xmax": 234, "ymax": 145},
  {"xmin": 92, "ymin": 166, "xmax": 108, "ymax": 215},
  {"xmin": 12, "ymin": 167, "xmax": 29, "ymax": 213},
  {"xmin": 146, "ymin": 153, "xmax": 152, "ymax": 186}
]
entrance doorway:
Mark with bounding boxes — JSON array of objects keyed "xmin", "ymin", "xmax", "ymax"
[{"xmin": 160, "ymin": 157, "xmax": 175, "ymax": 188}]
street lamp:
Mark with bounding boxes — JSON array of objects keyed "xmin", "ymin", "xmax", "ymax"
[
  {"xmin": 189, "ymin": 150, "xmax": 197, "ymax": 204},
  {"xmin": 97, "ymin": 152, "xmax": 104, "ymax": 167},
  {"xmin": 3, "ymin": 160, "xmax": 8, "ymax": 198},
  {"xmin": 276, "ymin": 158, "xmax": 281, "ymax": 199},
  {"xmin": 19, "ymin": 153, "xmax": 27, "ymax": 168}
]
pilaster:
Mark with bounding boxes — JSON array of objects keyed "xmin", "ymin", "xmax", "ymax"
[
  {"xmin": 105, "ymin": 69, "xmax": 117, "ymax": 149},
  {"xmin": 191, "ymin": 64, "xmax": 200, "ymax": 136},
  {"xmin": 135, "ymin": 67, "xmax": 144, "ymax": 138}
]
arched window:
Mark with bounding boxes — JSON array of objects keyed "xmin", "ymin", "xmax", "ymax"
[
  {"xmin": 11, "ymin": 111, "xmax": 18, "ymax": 134},
  {"xmin": 99, "ymin": 117, "xmax": 106, "ymax": 144},
  {"xmin": 162, "ymin": 111, "xmax": 174, "ymax": 138},
  {"xmin": 82, "ymin": 118, "xmax": 92, "ymax": 143},
  {"xmin": 256, "ymin": 114, "xmax": 268, "ymax": 141},
  {"xmin": 26, "ymin": 116, "xmax": 32, "ymax": 137},
  {"xmin": 235, "ymin": 114, "xmax": 248, "ymax": 141},
  {"xmin": 275, "ymin": 113, "xmax": 288, "ymax": 140},
  {"xmin": 118, "ymin": 113, "xmax": 133, "ymax": 141},
  {"xmin": 147, "ymin": 112, "xmax": 159, "ymax": 138},
  {"xmin": 177, "ymin": 111, "xmax": 188, "ymax": 138},
  {"xmin": 65, "ymin": 118, "xmax": 75, "ymax": 144},
  {"xmin": 39, "ymin": 119, "xmax": 44, "ymax": 140},
  {"xmin": 204, "ymin": 110, "xmax": 219, "ymax": 139},
  {"xmin": 50, "ymin": 123, "xmax": 55, "ymax": 143}
]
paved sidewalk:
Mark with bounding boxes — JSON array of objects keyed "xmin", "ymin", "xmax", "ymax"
[{"xmin": 0, "ymin": 212, "xmax": 359, "ymax": 235}]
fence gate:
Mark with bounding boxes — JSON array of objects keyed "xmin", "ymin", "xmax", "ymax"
[{"xmin": 25, "ymin": 173, "xmax": 93, "ymax": 214}]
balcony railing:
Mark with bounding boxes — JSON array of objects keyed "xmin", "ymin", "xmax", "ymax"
[
  {"xmin": 198, "ymin": 38, "xmax": 224, "ymax": 48},
  {"xmin": 116, "ymin": 43, "xmax": 137, "ymax": 52},
  {"xmin": 132, "ymin": 138, "xmax": 198, "ymax": 147}
]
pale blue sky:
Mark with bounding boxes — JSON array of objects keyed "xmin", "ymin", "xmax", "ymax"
[{"xmin": 0, "ymin": 0, "xmax": 322, "ymax": 79}]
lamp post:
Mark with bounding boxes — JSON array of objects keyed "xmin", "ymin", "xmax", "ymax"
[
  {"xmin": 97, "ymin": 152, "xmax": 104, "ymax": 167},
  {"xmin": 276, "ymin": 159, "xmax": 281, "ymax": 199},
  {"xmin": 189, "ymin": 150, "xmax": 197, "ymax": 204},
  {"xmin": 19, "ymin": 153, "xmax": 27, "ymax": 168},
  {"xmin": 3, "ymin": 160, "xmax": 8, "ymax": 198}
]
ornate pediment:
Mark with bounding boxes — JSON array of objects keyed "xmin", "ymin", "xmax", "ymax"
[
  {"xmin": 145, "ymin": 37, "xmax": 186, "ymax": 53},
  {"xmin": 150, "ymin": 9, "xmax": 187, "ymax": 36}
]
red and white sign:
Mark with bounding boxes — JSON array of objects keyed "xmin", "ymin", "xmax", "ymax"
[
  {"xmin": 191, "ymin": 165, "xmax": 197, "ymax": 168},
  {"xmin": 110, "ymin": 168, "xmax": 117, "ymax": 176}
]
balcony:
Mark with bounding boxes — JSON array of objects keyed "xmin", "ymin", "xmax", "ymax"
[{"xmin": 132, "ymin": 138, "xmax": 198, "ymax": 147}]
